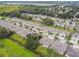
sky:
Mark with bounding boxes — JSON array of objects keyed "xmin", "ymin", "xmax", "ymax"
[{"xmin": 0, "ymin": 0, "xmax": 79, "ymax": 1}]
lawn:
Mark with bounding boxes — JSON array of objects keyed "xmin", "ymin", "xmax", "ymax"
[
  {"xmin": 0, "ymin": 38, "xmax": 38, "ymax": 57},
  {"xmin": 0, "ymin": 5, "xmax": 20, "ymax": 13},
  {"xmin": 34, "ymin": 45, "xmax": 63, "ymax": 57},
  {"xmin": 9, "ymin": 33, "xmax": 27, "ymax": 46},
  {"xmin": 34, "ymin": 45, "xmax": 49, "ymax": 56},
  {"xmin": 0, "ymin": 16, "xmax": 7, "ymax": 19}
]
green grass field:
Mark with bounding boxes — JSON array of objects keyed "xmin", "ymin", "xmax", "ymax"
[
  {"xmin": 0, "ymin": 5, "xmax": 20, "ymax": 13},
  {"xmin": 0, "ymin": 16, "xmax": 7, "ymax": 19},
  {"xmin": 34, "ymin": 45, "xmax": 63, "ymax": 57},
  {"xmin": 9, "ymin": 33, "xmax": 26, "ymax": 46},
  {"xmin": 0, "ymin": 38, "xmax": 38, "ymax": 57}
]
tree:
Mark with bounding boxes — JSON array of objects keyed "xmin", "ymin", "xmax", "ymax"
[
  {"xmin": 47, "ymin": 47, "xmax": 63, "ymax": 57},
  {"xmin": 66, "ymin": 33, "xmax": 72, "ymax": 42},
  {"xmin": 42, "ymin": 18, "xmax": 54, "ymax": 26},
  {"xmin": 25, "ymin": 33, "xmax": 42, "ymax": 51},
  {"xmin": 0, "ymin": 26, "xmax": 13, "ymax": 38},
  {"xmin": 15, "ymin": 13, "xmax": 21, "ymax": 18},
  {"xmin": 26, "ymin": 16, "xmax": 32, "ymax": 21},
  {"xmin": 20, "ymin": 15, "xmax": 32, "ymax": 21},
  {"xmin": 54, "ymin": 33, "xmax": 59, "ymax": 41},
  {"xmin": 73, "ymin": 27, "xmax": 76, "ymax": 31},
  {"xmin": 78, "ymin": 40, "xmax": 79, "ymax": 44}
]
